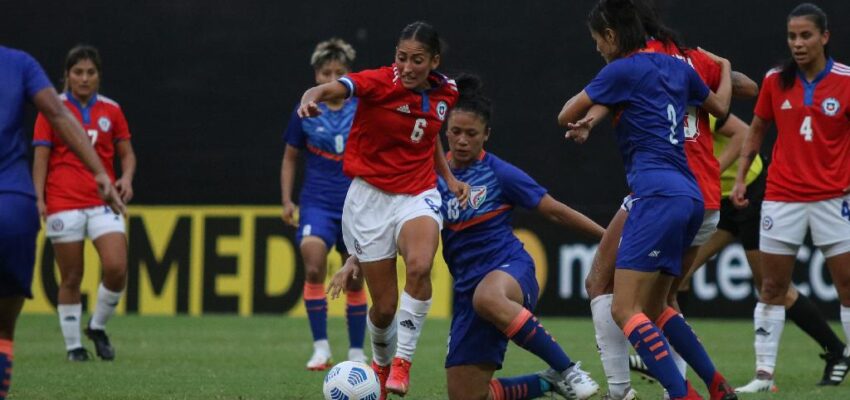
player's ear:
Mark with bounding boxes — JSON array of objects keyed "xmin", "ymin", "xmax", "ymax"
[
  {"xmin": 821, "ymin": 30, "xmax": 830, "ymax": 47},
  {"xmin": 604, "ymin": 28, "xmax": 616, "ymax": 46},
  {"xmin": 430, "ymin": 53, "xmax": 441, "ymax": 70},
  {"xmin": 484, "ymin": 127, "xmax": 491, "ymax": 142}
]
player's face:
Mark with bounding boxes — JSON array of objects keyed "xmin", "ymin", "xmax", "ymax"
[
  {"xmin": 787, "ymin": 17, "xmax": 829, "ymax": 68},
  {"xmin": 67, "ymin": 59, "xmax": 99, "ymax": 100},
  {"xmin": 314, "ymin": 60, "xmax": 349, "ymax": 85},
  {"xmin": 590, "ymin": 28, "xmax": 618, "ymax": 63},
  {"xmin": 447, "ymin": 110, "xmax": 489, "ymax": 167},
  {"xmin": 395, "ymin": 40, "xmax": 440, "ymax": 90}
]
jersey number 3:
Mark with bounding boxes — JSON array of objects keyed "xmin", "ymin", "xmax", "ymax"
[{"xmin": 411, "ymin": 118, "xmax": 427, "ymax": 143}]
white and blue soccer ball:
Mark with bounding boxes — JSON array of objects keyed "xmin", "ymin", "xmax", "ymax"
[{"xmin": 322, "ymin": 361, "xmax": 381, "ymax": 400}]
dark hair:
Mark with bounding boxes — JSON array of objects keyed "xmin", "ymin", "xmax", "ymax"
[
  {"xmin": 63, "ymin": 44, "xmax": 102, "ymax": 91},
  {"xmin": 399, "ymin": 21, "xmax": 442, "ymax": 56},
  {"xmin": 633, "ymin": 0, "xmax": 686, "ymax": 53},
  {"xmin": 310, "ymin": 38, "xmax": 356, "ymax": 69},
  {"xmin": 780, "ymin": 3, "xmax": 829, "ymax": 90},
  {"xmin": 451, "ymin": 74, "xmax": 492, "ymax": 127},
  {"xmin": 587, "ymin": 0, "xmax": 647, "ymax": 59}
]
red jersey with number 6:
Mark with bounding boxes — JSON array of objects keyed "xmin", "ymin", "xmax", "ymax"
[
  {"xmin": 32, "ymin": 93, "xmax": 131, "ymax": 214},
  {"xmin": 754, "ymin": 59, "xmax": 850, "ymax": 202},
  {"xmin": 338, "ymin": 65, "xmax": 458, "ymax": 195},
  {"xmin": 647, "ymin": 39, "xmax": 722, "ymax": 210}
]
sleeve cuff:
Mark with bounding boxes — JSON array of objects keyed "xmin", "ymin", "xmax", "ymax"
[
  {"xmin": 32, "ymin": 140, "xmax": 53, "ymax": 148},
  {"xmin": 338, "ymin": 77, "xmax": 355, "ymax": 99}
]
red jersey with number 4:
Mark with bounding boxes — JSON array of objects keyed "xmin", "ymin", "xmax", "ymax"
[
  {"xmin": 33, "ymin": 93, "xmax": 131, "ymax": 214},
  {"xmin": 647, "ymin": 39, "xmax": 722, "ymax": 210},
  {"xmin": 755, "ymin": 60, "xmax": 850, "ymax": 202},
  {"xmin": 338, "ymin": 65, "xmax": 458, "ymax": 195}
]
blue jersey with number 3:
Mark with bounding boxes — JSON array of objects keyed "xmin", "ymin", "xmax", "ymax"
[
  {"xmin": 437, "ymin": 152, "xmax": 547, "ymax": 293},
  {"xmin": 283, "ymin": 99, "xmax": 357, "ymax": 210},
  {"xmin": 585, "ymin": 52, "xmax": 708, "ymax": 200}
]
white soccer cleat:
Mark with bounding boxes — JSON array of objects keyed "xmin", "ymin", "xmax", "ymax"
[
  {"xmin": 539, "ymin": 361, "xmax": 600, "ymax": 400},
  {"xmin": 602, "ymin": 387, "xmax": 637, "ymax": 400},
  {"xmin": 347, "ymin": 348, "xmax": 368, "ymax": 364},
  {"xmin": 306, "ymin": 347, "xmax": 333, "ymax": 371},
  {"xmin": 734, "ymin": 374, "xmax": 778, "ymax": 393}
]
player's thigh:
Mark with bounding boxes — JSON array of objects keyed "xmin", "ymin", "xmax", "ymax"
[
  {"xmin": 396, "ymin": 188, "xmax": 442, "ymax": 269},
  {"xmin": 810, "ymin": 196, "xmax": 850, "ymax": 256},
  {"xmin": 92, "ymin": 232, "xmax": 127, "ymax": 271},
  {"xmin": 446, "ymin": 364, "xmax": 497, "ymax": 400},
  {"xmin": 586, "ymin": 206, "xmax": 627, "ymax": 298},
  {"xmin": 296, "ymin": 207, "xmax": 337, "ymax": 267},
  {"xmin": 360, "ymin": 258, "xmax": 398, "ymax": 310},
  {"xmin": 446, "ymin": 289, "xmax": 509, "ymax": 377},
  {"xmin": 825, "ymin": 251, "xmax": 850, "ymax": 306},
  {"xmin": 760, "ymin": 201, "xmax": 807, "ymax": 250}
]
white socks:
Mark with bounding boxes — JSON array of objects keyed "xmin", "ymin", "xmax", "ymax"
[
  {"xmin": 90, "ymin": 283, "xmax": 122, "ymax": 330},
  {"xmin": 57, "ymin": 303, "xmax": 82, "ymax": 350},
  {"xmin": 395, "ymin": 292, "xmax": 432, "ymax": 362},
  {"xmin": 591, "ymin": 294, "xmax": 631, "ymax": 398},
  {"xmin": 841, "ymin": 306, "xmax": 850, "ymax": 356},
  {"xmin": 754, "ymin": 302, "xmax": 785, "ymax": 375},
  {"xmin": 368, "ymin": 316, "xmax": 397, "ymax": 366},
  {"xmin": 671, "ymin": 348, "xmax": 688, "ymax": 379}
]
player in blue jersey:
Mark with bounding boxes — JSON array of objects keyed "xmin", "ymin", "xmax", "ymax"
[
  {"xmin": 329, "ymin": 75, "xmax": 606, "ymax": 400},
  {"xmin": 558, "ymin": 1, "xmax": 736, "ymax": 399},
  {"xmin": 280, "ymin": 38, "xmax": 367, "ymax": 370},
  {"xmin": 0, "ymin": 45, "xmax": 123, "ymax": 400}
]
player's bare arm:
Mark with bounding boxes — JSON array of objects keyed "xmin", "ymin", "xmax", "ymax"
[
  {"xmin": 732, "ymin": 116, "xmax": 769, "ymax": 208},
  {"xmin": 732, "ymin": 71, "xmax": 759, "ymax": 99},
  {"xmin": 715, "ymin": 114, "xmax": 748, "ymax": 173},
  {"xmin": 435, "ymin": 140, "xmax": 470, "ymax": 208},
  {"xmin": 280, "ymin": 144, "xmax": 301, "ymax": 226},
  {"xmin": 298, "ymin": 81, "xmax": 349, "ymax": 118},
  {"xmin": 115, "ymin": 140, "xmax": 136, "ymax": 203},
  {"xmin": 698, "ymin": 48, "xmax": 732, "ymax": 119},
  {"xmin": 535, "ymin": 194, "xmax": 604, "ymax": 240}
]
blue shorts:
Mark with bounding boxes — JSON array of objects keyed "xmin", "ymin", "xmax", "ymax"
[
  {"xmin": 445, "ymin": 257, "xmax": 539, "ymax": 369},
  {"xmin": 296, "ymin": 207, "xmax": 346, "ymax": 254},
  {"xmin": 616, "ymin": 196, "xmax": 703, "ymax": 277},
  {"xmin": 0, "ymin": 193, "xmax": 39, "ymax": 298}
]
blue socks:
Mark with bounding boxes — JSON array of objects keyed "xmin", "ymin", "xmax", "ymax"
[
  {"xmin": 504, "ymin": 309, "xmax": 573, "ymax": 372},
  {"xmin": 624, "ymin": 313, "xmax": 686, "ymax": 398}
]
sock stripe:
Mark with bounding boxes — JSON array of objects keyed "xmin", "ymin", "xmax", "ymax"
[
  {"xmin": 649, "ymin": 341, "xmax": 664, "ymax": 351},
  {"xmin": 624, "ymin": 313, "xmax": 652, "ymax": 337},
  {"xmin": 504, "ymin": 309, "xmax": 533, "ymax": 338},
  {"xmin": 346, "ymin": 289, "xmax": 367, "ymax": 306},
  {"xmin": 643, "ymin": 332, "xmax": 660, "ymax": 343},
  {"xmin": 656, "ymin": 307, "xmax": 678, "ymax": 330},
  {"xmin": 655, "ymin": 350, "xmax": 669, "ymax": 361},
  {"xmin": 303, "ymin": 283, "xmax": 325, "ymax": 300},
  {"xmin": 489, "ymin": 379, "xmax": 505, "ymax": 400},
  {"xmin": 0, "ymin": 340, "xmax": 11, "ymax": 358}
]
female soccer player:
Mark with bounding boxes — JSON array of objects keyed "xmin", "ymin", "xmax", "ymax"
[
  {"xmin": 330, "ymin": 75, "xmax": 606, "ymax": 400},
  {"xmin": 560, "ymin": 1, "xmax": 736, "ymax": 399},
  {"xmin": 32, "ymin": 45, "xmax": 135, "ymax": 362},
  {"xmin": 297, "ymin": 22, "xmax": 469, "ymax": 397},
  {"xmin": 732, "ymin": 3, "xmax": 850, "ymax": 392},
  {"xmin": 280, "ymin": 38, "xmax": 367, "ymax": 370},
  {"xmin": 1, "ymin": 44, "xmax": 122, "ymax": 400}
]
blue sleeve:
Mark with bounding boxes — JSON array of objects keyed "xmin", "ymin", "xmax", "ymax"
[
  {"xmin": 282, "ymin": 105, "xmax": 306, "ymax": 148},
  {"xmin": 22, "ymin": 52, "xmax": 52, "ymax": 99},
  {"xmin": 686, "ymin": 65, "xmax": 710, "ymax": 106},
  {"xmin": 492, "ymin": 157, "xmax": 547, "ymax": 209},
  {"xmin": 584, "ymin": 60, "xmax": 633, "ymax": 106}
]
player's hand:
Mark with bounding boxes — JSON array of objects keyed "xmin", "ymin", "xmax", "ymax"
[
  {"xmin": 281, "ymin": 201, "xmax": 299, "ymax": 227},
  {"xmin": 449, "ymin": 179, "xmax": 471, "ymax": 210},
  {"xmin": 730, "ymin": 181, "xmax": 749, "ymax": 209},
  {"xmin": 94, "ymin": 172, "xmax": 126, "ymax": 215},
  {"xmin": 36, "ymin": 198, "xmax": 46, "ymax": 220},
  {"xmin": 565, "ymin": 116, "xmax": 594, "ymax": 144},
  {"xmin": 297, "ymin": 101, "xmax": 322, "ymax": 118},
  {"xmin": 327, "ymin": 256, "xmax": 361, "ymax": 300},
  {"xmin": 698, "ymin": 47, "xmax": 729, "ymax": 67},
  {"xmin": 115, "ymin": 176, "xmax": 134, "ymax": 204},
  {"xmin": 843, "ymin": 184, "xmax": 850, "ymax": 194}
]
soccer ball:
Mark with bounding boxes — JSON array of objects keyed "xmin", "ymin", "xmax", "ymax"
[{"xmin": 322, "ymin": 361, "xmax": 381, "ymax": 400}]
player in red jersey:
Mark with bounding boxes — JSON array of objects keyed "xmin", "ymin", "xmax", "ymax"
[
  {"xmin": 32, "ymin": 45, "xmax": 136, "ymax": 362},
  {"xmin": 298, "ymin": 22, "xmax": 469, "ymax": 398},
  {"xmin": 732, "ymin": 3, "xmax": 850, "ymax": 392}
]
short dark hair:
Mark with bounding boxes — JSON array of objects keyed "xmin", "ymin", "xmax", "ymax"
[
  {"xmin": 64, "ymin": 44, "xmax": 101, "ymax": 75},
  {"xmin": 587, "ymin": 0, "xmax": 647, "ymax": 59},
  {"xmin": 398, "ymin": 21, "xmax": 442, "ymax": 56}
]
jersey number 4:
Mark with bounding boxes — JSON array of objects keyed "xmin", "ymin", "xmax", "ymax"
[
  {"xmin": 411, "ymin": 118, "xmax": 427, "ymax": 143},
  {"xmin": 799, "ymin": 116, "xmax": 813, "ymax": 142}
]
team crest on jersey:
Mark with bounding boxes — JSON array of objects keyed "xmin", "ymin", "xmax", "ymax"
[
  {"xmin": 98, "ymin": 117, "xmax": 111, "ymax": 132},
  {"xmin": 468, "ymin": 185, "xmax": 487, "ymax": 209},
  {"xmin": 822, "ymin": 97, "xmax": 840, "ymax": 116},
  {"xmin": 436, "ymin": 101, "xmax": 448, "ymax": 121}
]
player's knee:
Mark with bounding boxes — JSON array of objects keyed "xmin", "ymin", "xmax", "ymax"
[
  {"xmin": 370, "ymin": 301, "xmax": 397, "ymax": 325},
  {"xmin": 404, "ymin": 256, "xmax": 433, "ymax": 284},
  {"xmin": 471, "ymin": 290, "xmax": 501, "ymax": 321},
  {"xmin": 759, "ymin": 277, "xmax": 789, "ymax": 304},
  {"xmin": 609, "ymin": 302, "xmax": 634, "ymax": 328},
  {"xmin": 59, "ymin": 270, "xmax": 84, "ymax": 289}
]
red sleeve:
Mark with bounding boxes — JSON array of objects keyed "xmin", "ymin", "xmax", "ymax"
[
  {"xmin": 32, "ymin": 112, "xmax": 54, "ymax": 146},
  {"xmin": 340, "ymin": 66, "xmax": 391, "ymax": 101},
  {"xmin": 754, "ymin": 72, "xmax": 776, "ymax": 121},
  {"xmin": 113, "ymin": 107, "xmax": 131, "ymax": 141},
  {"xmin": 687, "ymin": 50, "xmax": 721, "ymax": 91}
]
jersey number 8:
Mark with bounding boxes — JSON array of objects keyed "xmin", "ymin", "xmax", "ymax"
[{"xmin": 411, "ymin": 118, "xmax": 427, "ymax": 143}]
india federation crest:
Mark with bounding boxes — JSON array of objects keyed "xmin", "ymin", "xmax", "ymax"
[
  {"xmin": 436, "ymin": 101, "xmax": 448, "ymax": 121},
  {"xmin": 469, "ymin": 185, "xmax": 487, "ymax": 209},
  {"xmin": 98, "ymin": 116, "xmax": 112, "ymax": 132},
  {"xmin": 822, "ymin": 97, "xmax": 840, "ymax": 116}
]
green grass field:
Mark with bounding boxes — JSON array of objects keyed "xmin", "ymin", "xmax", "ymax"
[{"xmin": 8, "ymin": 314, "xmax": 850, "ymax": 399}]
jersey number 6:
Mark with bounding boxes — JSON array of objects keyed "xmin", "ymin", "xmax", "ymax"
[{"xmin": 411, "ymin": 118, "xmax": 427, "ymax": 143}]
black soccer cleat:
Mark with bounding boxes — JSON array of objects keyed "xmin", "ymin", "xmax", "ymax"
[
  {"xmin": 85, "ymin": 323, "xmax": 115, "ymax": 361},
  {"xmin": 818, "ymin": 351, "xmax": 850, "ymax": 386},
  {"xmin": 67, "ymin": 347, "xmax": 92, "ymax": 362},
  {"xmin": 628, "ymin": 354, "xmax": 656, "ymax": 384}
]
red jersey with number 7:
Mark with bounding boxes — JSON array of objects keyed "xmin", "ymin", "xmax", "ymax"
[
  {"xmin": 32, "ymin": 93, "xmax": 131, "ymax": 214},
  {"xmin": 338, "ymin": 65, "xmax": 458, "ymax": 195},
  {"xmin": 754, "ymin": 59, "xmax": 850, "ymax": 202}
]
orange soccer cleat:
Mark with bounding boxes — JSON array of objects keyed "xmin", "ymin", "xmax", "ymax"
[{"xmin": 386, "ymin": 357, "xmax": 412, "ymax": 396}]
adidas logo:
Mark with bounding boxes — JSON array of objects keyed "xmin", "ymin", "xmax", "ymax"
[
  {"xmin": 781, "ymin": 99, "xmax": 792, "ymax": 110},
  {"xmin": 400, "ymin": 319, "xmax": 416, "ymax": 330},
  {"xmin": 648, "ymin": 250, "xmax": 660, "ymax": 257},
  {"xmin": 374, "ymin": 342, "xmax": 388, "ymax": 348},
  {"xmin": 755, "ymin": 327, "xmax": 770, "ymax": 336},
  {"xmin": 63, "ymin": 316, "xmax": 77, "ymax": 322},
  {"xmin": 396, "ymin": 104, "xmax": 411, "ymax": 114}
]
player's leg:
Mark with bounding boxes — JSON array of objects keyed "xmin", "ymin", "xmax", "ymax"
[
  {"xmin": 447, "ymin": 364, "xmax": 495, "ymax": 400},
  {"xmin": 46, "ymin": 210, "xmax": 90, "ymax": 360},
  {"xmin": 339, "ymin": 245, "xmax": 368, "ymax": 364},
  {"xmin": 474, "ymin": 266, "xmax": 598, "ymax": 399},
  {"xmin": 0, "ymin": 296, "xmax": 23, "ymax": 400},
  {"xmin": 300, "ymin": 236, "xmax": 333, "ymax": 369},
  {"xmin": 586, "ymin": 205, "xmax": 636, "ymax": 400},
  {"xmin": 86, "ymin": 207, "xmax": 127, "ymax": 361},
  {"xmin": 359, "ymin": 257, "xmax": 398, "ymax": 399}
]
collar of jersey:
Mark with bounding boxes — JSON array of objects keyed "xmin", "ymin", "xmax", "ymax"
[
  {"xmin": 797, "ymin": 57, "xmax": 833, "ymax": 106},
  {"xmin": 447, "ymin": 150, "xmax": 487, "ymax": 171},
  {"xmin": 65, "ymin": 92, "xmax": 98, "ymax": 124}
]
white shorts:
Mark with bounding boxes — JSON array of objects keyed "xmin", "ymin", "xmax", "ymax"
[
  {"xmin": 45, "ymin": 205, "xmax": 126, "ymax": 243},
  {"xmin": 342, "ymin": 178, "xmax": 442, "ymax": 262},
  {"xmin": 690, "ymin": 210, "xmax": 719, "ymax": 247},
  {"xmin": 760, "ymin": 197, "xmax": 850, "ymax": 257}
]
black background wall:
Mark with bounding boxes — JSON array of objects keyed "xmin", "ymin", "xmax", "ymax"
[{"xmin": 3, "ymin": 0, "xmax": 848, "ymax": 316}]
